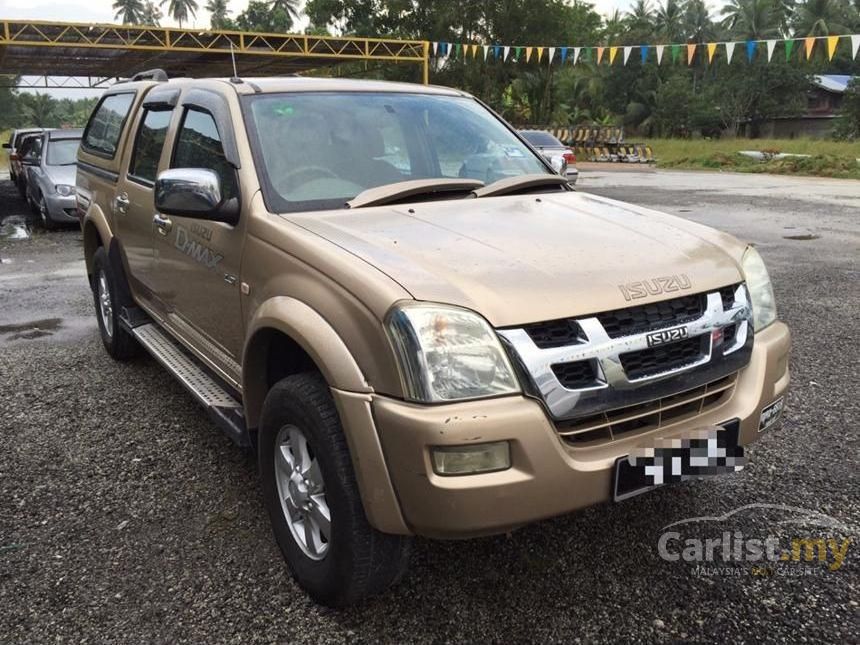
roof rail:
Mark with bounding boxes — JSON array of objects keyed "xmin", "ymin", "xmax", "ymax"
[{"xmin": 131, "ymin": 69, "xmax": 168, "ymax": 82}]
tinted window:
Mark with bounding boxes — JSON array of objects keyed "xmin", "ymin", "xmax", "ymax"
[
  {"xmin": 129, "ymin": 109, "xmax": 172, "ymax": 183},
  {"xmin": 521, "ymin": 131, "xmax": 561, "ymax": 147},
  {"xmin": 19, "ymin": 135, "xmax": 43, "ymax": 159},
  {"xmin": 245, "ymin": 93, "xmax": 548, "ymax": 212},
  {"xmin": 46, "ymin": 139, "xmax": 80, "ymax": 166},
  {"xmin": 83, "ymin": 93, "xmax": 135, "ymax": 158},
  {"xmin": 172, "ymin": 108, "xmax": 237, "ymax": 200}
]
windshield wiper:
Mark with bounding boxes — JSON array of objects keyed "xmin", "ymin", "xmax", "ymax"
[
  {"xmin": 471, "ymin": 174, "xmax": 569, "ymax": 198},
  {"xmin": 347, "ymin": 178, "xmax": 484, "ymax": 209}
]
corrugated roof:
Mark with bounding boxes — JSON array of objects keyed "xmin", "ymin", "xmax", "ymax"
[{"xmin": 812, "ymin": 75, "xmax": 855, "ymax": 93}]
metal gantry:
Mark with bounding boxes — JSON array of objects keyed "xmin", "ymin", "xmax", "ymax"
[{"xmin": 0, "ymin": 19, "xmax": 431, "ymax": 87}]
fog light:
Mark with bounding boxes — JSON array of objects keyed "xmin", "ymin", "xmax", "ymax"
[{"xmin": 431, "ymin": 441, "xmax": 511, "ymax": 476}]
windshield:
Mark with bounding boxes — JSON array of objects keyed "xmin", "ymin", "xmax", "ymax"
[
  {"xmin": 521, "ymin": 131, "xmax": 562, "ymax": 147},
  {"xmin": 245, "ymin": 92, "xmax": 549, "ymax": 212},
  {"xmin": 46, "ymin": 138, "xmax": 80, "ymax": 166}
]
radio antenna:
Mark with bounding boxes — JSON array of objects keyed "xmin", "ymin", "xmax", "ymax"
[{"xmin": 230, "ymin": 42, "xmax": 239, "ymax": 80}]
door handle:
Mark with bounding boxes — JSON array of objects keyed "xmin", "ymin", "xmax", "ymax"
[
  {"xmin": 114, "ymin": 192, "xmax": 130, "ymax": 215},
  {"xmin": 153, "ymin": 213, "xmax": 173, "ymax": 235}
]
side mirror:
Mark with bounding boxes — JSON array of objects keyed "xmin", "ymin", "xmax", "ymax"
[
  {"xmin": 155, "ymin": 168, "xmax": 239, "ymax": 225},
  {"xmin": 22, "ymin": 153, "xmax": 40, "ymax": 166},
  {"xmin": 550, "ymin": 155, "xmax": 568, "ymax": 176}
]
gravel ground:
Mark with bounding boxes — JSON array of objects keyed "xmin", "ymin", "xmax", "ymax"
[{"xmin": 1, "ymin": 170, "xmax": 858, "ymax": 643}]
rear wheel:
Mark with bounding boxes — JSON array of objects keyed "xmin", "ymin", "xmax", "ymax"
[
  {"xmin": 259, "ymin": 373, "xmax": 411, "ymax": 606},
  {"xmin": 91, "ymin": 247, "xmax": 138, "ymax": 360}
]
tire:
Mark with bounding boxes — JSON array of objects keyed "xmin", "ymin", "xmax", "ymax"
[
  {"xmin": 91, "ymin": 247, "xmax": 138, "ymax": 360},
  {"xmin": 38, "ymin": 196, "xmax": 56, "ymax": 231},
  {"xmin": 259, "ymin": 373, "xmax": 411, "ymax": 607}
]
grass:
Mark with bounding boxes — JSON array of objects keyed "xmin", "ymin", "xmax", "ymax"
[{"xmin": 649, "ymin": 138, "xmax": 860, "ymax": 179}]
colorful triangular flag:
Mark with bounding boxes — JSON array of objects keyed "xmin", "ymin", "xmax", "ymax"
[
  {"xmin": 483, "ymin": 44, "xmax": 489, "ymax": 61},
  {"xmin": 640, "ymin": 45, "xmax": 650, "ymax": 64},
  {"xmin": 514, "ymin": 46, "xmax": 522, "ymax": 60},
  {"xmin": 726, "ymin": 41, "xmax": 736, "ymax": 64},
  {"xmin": 503, "ymin": 46, "xmax": 510, "ymax": 61},
  {"xmin": 525, "ymin": 46, "xmax": 532, "ymax": 62},
  {"xmin": 804, "ymin": 37, "xmax": 815, "ymax": 59},
  {"xmin": 785, "ymin": 39, "xmax": 795, "ymax": 61},
  {"xmin": 609, "ymin": 46, "xmax": 618, "ymax": 64},
  {"xmin": 826, "ymin": 35, "xmax": 839, "ymax": 60},
  {"xmin": 671, "ymin": 44, "xmax": 681, "ymax": 63},
  {"xmin": 707, "ymin": 42, "xmax": 717, "ymax": 63},
  {"xmin": 852, "ymin": 35, "xmax": 860, "ymax": 59},
  {"xmin": 686, "ymin": 43, "xmax": 696, "ymax": 65},
  {"xmin": 597, "ymin": 46, "xmax": 605, "ymax": 64},
  {"xmin": 573, "ymin": 47, "xmax": 582, "ymax": 64},
  {"xmin": 746, "ymin": 40, "xmax": 757, "ymax": 61},
  {"xmin": 623, "ymin": 46, "xmax": 632, "ymax": 65},
  {"xmin": 432, "ymin": 42, "xmax": 438, "ymax": 57},
  {"xmin": 536, "ymin": 46, "xmax": 544, "ymax": 62},
  {"xmin": 655, "ymin": 44, "xmax": 665, "ymax": 64},
  {"xmin": 560, "ymin": 47, "xmax": 568, "ymax": 64},
  {"xmin": 766, "ymin": 39, "xmax": 776, "ymax": 62},
  {"xmin": 548, "ymin": 47, "xmax": 555, "ymax": 63}
]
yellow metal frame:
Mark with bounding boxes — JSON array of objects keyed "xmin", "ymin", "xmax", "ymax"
[{"xmin": 0, "ymin": 19, "xmax": 431, "ymax": 84}]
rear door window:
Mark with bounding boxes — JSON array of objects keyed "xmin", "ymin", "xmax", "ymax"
[
  {"xmin": 82, "ymin": 93, "xmax": 135, "ymax": 158},
  {"xmin": 129, "ymin": 108, "xmax": 173, "ymax": 184}
]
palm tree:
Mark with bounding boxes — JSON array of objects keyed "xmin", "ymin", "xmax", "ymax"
[
  {"xmin": 720, "ymin": 0, "xmax": 782, "ymax": 39},
  {"xmin": 141, "ymin": 1, "xmax": 162, "ymax": 25},
  {"xmin": 205, "ymin": 0, "xmax": 230, "ymax": 29},
  {"xmin": 626, "ymin": 0, "xmax": 655, "ymax": 29},
  {"xmin": 603, "ymin": 10, "xmax": 625, "ymax": 44},
  {"xmin": 683, "ymin": 0, "xmax": 718, "ymax": 42},
  {"xmin": 160, "ymin": 0, "xmax": 198, "ymax": 27},
  {"xmin": 792, "ymin": 0, "xmax": 853, "ymax": 35},
  {"xmin": 113, "ymin": 0, "xmax": 145, "ymax": 24},
  {"xmin": 269, "ymin": 0, "xmax": 301, "ymax": 22},
  {"xmin": 655, "ymin": 0, "xmax": 686, "ymax": 41}
]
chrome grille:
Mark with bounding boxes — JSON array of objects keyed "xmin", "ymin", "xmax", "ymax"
[{"xmin": 498, "ymin": 284, "xmax": 753, "ymax": 424}]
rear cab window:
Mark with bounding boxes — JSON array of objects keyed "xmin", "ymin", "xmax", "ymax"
[{"xmin": 82, "ymin": 93, "xmax": 135, "ymax": 159}]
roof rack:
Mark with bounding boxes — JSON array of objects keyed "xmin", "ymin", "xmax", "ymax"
[{"xmin": 130, "ymin": 69, "xmax": 168, "ymax": 82}]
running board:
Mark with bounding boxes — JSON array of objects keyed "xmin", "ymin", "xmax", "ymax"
[{"xmin": 132, "ymin": 322, "xmax": 250, "ymax": 447}]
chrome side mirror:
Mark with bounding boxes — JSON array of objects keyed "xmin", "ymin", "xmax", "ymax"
[
  {"xmin": 155, "ymin": 168, "xmax": 238, "ymax": 224},
  {"xmin": 550, "ymin": 155, "xmax": 568, "ymax": 176}
]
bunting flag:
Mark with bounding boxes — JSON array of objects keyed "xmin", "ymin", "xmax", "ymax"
[
  {"xmin": 766, "ymin": 39, "xmax": 777, "ymax": 62},
  {"xmin": 707, "ymin": 42, "xmax": 717, "ymax": 63},
  {"xmin": 746, "ymin": 40, "xmax": 757, "ymax": 61},
  {"xmin": 428, "ymin": 34, "xmax": 860, "ymax": 68},
  {"xmin": 726, "ymin": 41, "xmax": 737, "ymax": 64},
  {"xmin": 826, "ymin": 35, "xmax": 839, "ymax": 60}
]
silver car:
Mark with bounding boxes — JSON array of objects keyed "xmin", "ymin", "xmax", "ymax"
[
  {"xmin": 24, "ymin": 129, "xmax": 82, "ymax": 229},
  {"xmin": 519, "ymin": 130, "xmax": 578, "ymax": 185}
]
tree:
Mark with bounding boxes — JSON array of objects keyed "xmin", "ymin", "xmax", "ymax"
[
  {"xmin": 833, "ymin": 78, "xmax": 860, "ymax": 140},
  {"xmin": 792, "ymin": 0, "xmax": 854, "ymax": 35},
  {"xmin": 720, "ymin": 0, "xmax": 782, "ymax": 39},
  {"xmin": 18, "ymin": 93, "xmax": 58, "ymax": 128},
  {"xmin": 269, "ymin": 0, "xmax": 301, "ymax": 22},
  {"xmin": 683, "ymin": 0, "xmax": 718, "ymax": 42},
  {"xmin": 160, "ymin": 0, "xmax": 198, "ymax": 27},
  {"xmin": 236, "ymin": 0, "xmax": 293, "ymax": 32},
  {"xmin": 655, "ymin": 0, "xmax": 686, "ymax": 41},
  {"xmin": 141, "ymin": 1, "xmax": 162, "ymax": 25},
  {"xmin": 205, "ymin": 0, "xmax": 231, "ymax": 29},
  {"xmin": 114, "ymin": 0, "xmax": 145, "ymax": 24}
]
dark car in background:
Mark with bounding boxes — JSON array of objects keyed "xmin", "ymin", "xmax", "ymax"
[
  {"xmin": 25, "ymin": 129, "xmax": 83, "ymax": 229},
  {"xmin": 10, "ymin": 131, "xmax": 47, "ymax": 196},
  {"xmin": 519, "ymin": 129, "xmax": 578, "ymax": 184}
]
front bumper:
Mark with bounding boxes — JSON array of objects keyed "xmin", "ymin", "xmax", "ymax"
[
  {"xmin": 43, "ymin": 192, "xmax": 78, "ymax": 223},
  {"xmin": 363, "ymin": 321, "xmax": 790, "ymax": 538}
]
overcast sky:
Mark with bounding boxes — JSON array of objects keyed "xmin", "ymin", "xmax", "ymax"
[{"xmin": 4, "ymin": 0, "xmax": 641, "ymax": 98}]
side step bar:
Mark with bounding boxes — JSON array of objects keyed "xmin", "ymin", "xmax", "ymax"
[{"xmin": 128, "ymin": 316, "xmax": 250, "ymax": 447}]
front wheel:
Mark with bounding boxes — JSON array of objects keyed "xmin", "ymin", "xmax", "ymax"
[
  {"xmin": 259, "ymin": 373, "xmax": 411, "ymax": 606},
  {"xmin": 91, "ymin": 247, "xmax": 138, "ymax": 360},
  {"xmin": 38, "ymin": 196, "xmax": 56, "ymax": 231}
]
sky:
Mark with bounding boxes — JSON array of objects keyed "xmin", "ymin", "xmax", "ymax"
[{"xmin": 1, "ymin": 0, "xmax": 640, "ymax": 98}]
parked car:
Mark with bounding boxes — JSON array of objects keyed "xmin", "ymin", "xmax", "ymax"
[
  {"xmin": 78, "ymin": 73, "xmax": 789, "ymax": 607},
  {"xmin": 25, "ymin": 129, "xmax": 83, "ymax": 229},
  {"xmin": 11, "ymin": 132, "xmax": 46, "ymax": 196},
  {"xmin": 4, "ymin": 128, "xmax": 44, "ymax": 184},
  {"xmin": 519, "ymin": 129, "xmax": 578, "ymax": 184}
]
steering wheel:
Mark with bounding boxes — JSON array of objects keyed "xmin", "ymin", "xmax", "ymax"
[{"xmin": 280, "ymin": 166, "xmax": 339, "ymax": 187}]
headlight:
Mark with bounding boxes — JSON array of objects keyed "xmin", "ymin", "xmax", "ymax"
[
  {"xmin": 386, "ymin": 302, "xmax": 520, "ymax": 402},
  {"xmin": 742, "ymin": 246, "xmax": 777, "ymax": 331},
  {"xmin": 55, "ymin": 184, "xmax": 74, "ymax": 197}
]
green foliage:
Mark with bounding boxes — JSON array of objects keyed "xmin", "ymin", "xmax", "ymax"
[
  {"xmin": 113, "ymin": 0, "xmax": 145, "ymax": 24},
  {"xmin": 236, "ymin": 0, "xmax": 294, "ymax": 32},
  {"xmin": 833, "ymin": 78, "xmax": 860, "ymax": 140},
  {"xmin": 160, "ymin": 0, "xmax": 198, "ymax": 27},
  {"xmin": 2, "ymin": 92, "xmax": 97, "ymax": 129},
  {"xmin": 205, "ymin": 0, "xmax": 230, "ymax": 29}
]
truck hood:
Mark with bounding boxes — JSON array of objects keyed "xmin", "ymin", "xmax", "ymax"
[{"xmin": 285, "ymin": 191, "xmax": 746, "ymax": 327}]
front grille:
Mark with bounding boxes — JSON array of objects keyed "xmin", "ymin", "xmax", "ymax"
[
  {"xmin": 596, "ymin": 293, "xmax": 705, "ymax": 338},
  {"xmin": 551, "ymin": 361, "xmax": 596, "ymax": 389},
  {"xmin": 619, "ymin": 336, "xmax": 705, "ymax": 380},
  {"xmin": 719, "ymin": 284, "xmax": 739, "ymax": 310},
  {"xmin": 556, "ymin": 374, "xmax": 737, "ymax": 446},
  {"xmin": 524, "ymin": 318, "xmax": 584, "ymax": 348}
]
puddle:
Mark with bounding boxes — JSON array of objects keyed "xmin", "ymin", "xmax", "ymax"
[
  {"xmin": 783, "ymin": 234, "xmax": 821, "ymax": 241},
  {"xmin": 0, "ymin": 318, "xmax": 63, "ymax": 341},
  {"xmin": 0, "ymin": 216, "xmax": 31, "ymax": 241}
]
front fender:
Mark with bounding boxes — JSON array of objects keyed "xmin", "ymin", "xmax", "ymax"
[{"xmin": 242, "ymin": 296, "xmax": 371, "ymax": 429}]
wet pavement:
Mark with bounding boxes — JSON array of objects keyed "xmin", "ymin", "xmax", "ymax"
[{"xmin": 1, "ymin": 170, "xmax": 858, "ymax": 643}]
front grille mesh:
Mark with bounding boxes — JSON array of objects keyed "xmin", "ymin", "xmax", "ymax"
[
  {"xmin": 524, "ymin": 318, "xmax": 584, "ymax": 349},
  {"xmin": 619, "ymin": 335, "xmax": 705, "ymax": 380},
  {"xmin": 596, "ymin": 294, "xmax": 705, "ymax": 338},
  {"xmin": 551, "ymin": 361, "xmax": 596, "ymax": 389},
  {"xmin": 556, "ymin": 374, "xmax": 737, "ymax": 446},
  {"xmin": 719, "ymin": 284, "xmax": 739, "ymax": 310}
]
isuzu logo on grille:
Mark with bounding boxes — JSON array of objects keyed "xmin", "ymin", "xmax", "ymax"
[{"xmin": 646, "ymin": 326, "xmax": 689, "ymax": 347}]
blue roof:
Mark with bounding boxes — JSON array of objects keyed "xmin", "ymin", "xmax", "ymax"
[{"xmin": 813, "ymin": 75, "xmax": 855, "ymax": 93}]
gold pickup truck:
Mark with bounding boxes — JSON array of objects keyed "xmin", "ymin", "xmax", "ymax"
[{"xmin": 76, "ymin": 70, "xmax": 790, "ymax": 606}]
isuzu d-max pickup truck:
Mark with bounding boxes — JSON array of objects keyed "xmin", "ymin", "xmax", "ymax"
[{"xmin": 77, "ymin": 71, "xmax": 790, "ymax": 606}]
